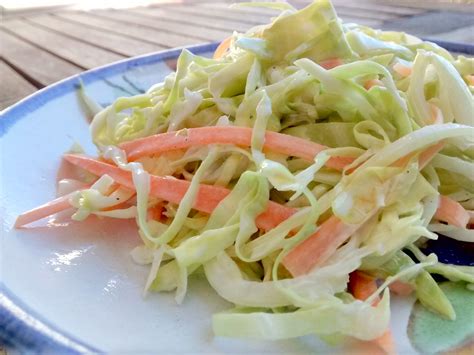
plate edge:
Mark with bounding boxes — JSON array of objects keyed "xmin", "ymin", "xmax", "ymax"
[
  {"xmin": 0, "ymin": 39, "xmax": 472, "ymax": 353},
  {"xmin": 0, "ymin": 42, "xmax": 219, "ymax": 137}
]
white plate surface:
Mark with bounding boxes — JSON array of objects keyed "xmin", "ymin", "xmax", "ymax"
[{"xmin": 0, "ymin": 44, "xmax": 417, "ymax": 353}]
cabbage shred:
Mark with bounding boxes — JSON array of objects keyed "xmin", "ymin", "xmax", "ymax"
[{"xmin": 79, "ymin": 0, "xmax": 474, "ymax": 343}]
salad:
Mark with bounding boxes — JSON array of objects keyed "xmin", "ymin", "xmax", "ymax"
[{"xmin": 16, "ymin": 0, "xmax": 474, "ymax": 350}]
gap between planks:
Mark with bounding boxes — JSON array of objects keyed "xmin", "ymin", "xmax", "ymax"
[
  {"xmin": 92, "ymin": 9, "xmax": 228, "ymax": 42},
  {"xmin": 0, "ymin": 59, "xmax": 39, "ymax": 110},
  {"xmin": 24, "ymin": 14, "xmax": 163, "ymax": 58},
  {"xmin": 57, "ymin": 11, "xmax": 208, "ymax": 48},
  {"xmin": 1, "ymin": 18, "xmax": 125, "ymax": 69},
  {"xmin": 163, "ymin": 2, "xmax": 388, "ymax": 27},
  {"xmin": 129, "ymin": 6, "xmax": 253, "ymax": 33},
  {"xmin": 0, "ymin": 29, "xmax": 82, "ymax": 86}
]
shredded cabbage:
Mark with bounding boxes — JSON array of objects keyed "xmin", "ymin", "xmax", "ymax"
[{"xmin": 65, "ymin": 0, "xmax": 474, "ymax": 346}]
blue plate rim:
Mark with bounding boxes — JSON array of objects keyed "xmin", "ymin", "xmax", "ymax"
[
  {"xmin": 0, "ymin": 40, "xmax": 472, "ymax": 353},
  {"xmin": 0, "ymin": 42, "xmax": 218, "ymax": 354},
  {"xmin": 0, "ymin": 42, "xmax": 218, "ymax": 137}
]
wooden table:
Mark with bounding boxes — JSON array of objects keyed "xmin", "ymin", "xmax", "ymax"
[{"xmin": 1, "ymin": 0, "xmax": 473, "ymax": 110}]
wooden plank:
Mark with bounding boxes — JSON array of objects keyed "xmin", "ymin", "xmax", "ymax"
[
  {"xmin": 198, "ymin": 2, "xmax": 280, "ymax": 16},
  {"xmin": 329, "ymin": 0, "xmax": 426, "ymax": 16},
  {"xmin": 378, "ymin": 0, "xmax": 474, "ymax": 12},
  {"xmin": 0, "ymin": 30, "xmax": 81, "ymax": 86},
  {"xmin": 166, "ymin": 4, "xmax": 272, "ymax": 25},
  {"xmin": 188, "ymin": 1, "xmax": 383, "ymax": 28},
  {"xmin": 334, "ymin": 8, "xmax": 399, "ymax": 21},
  {"xmin": 194, "ymin": 0, "xmax": 472, "ymax": 16},
  {"xmin": 94, "ymin": 9, "xmax": 227, "ymax": 42},
  {"xmin": 57, "ymin": 12, "xmax": 199, "ymax": 48},
  {"xmin": 0, "ymin": 19, "xmax": 124, "ymax": 69},
  {"xmin": 292, "ymin": 0, "xmax": 424, "ymax": 15},
  {"xmin": 0, "ymin": 59, "xmax": 38, "ymax": 110},
  {"xmin": 198, "ymin": 1, "xmax": 392, "ymax": 24},
  {"xmin": 382, "ymin": 11, "xmax": 474, "ymax": 37},
  {"xmin": 130, "ymin": 6, "xmax": 253, "ymax": 33},
  {"xmin": 177, "ymin": 2, "xmax": 383, "ymax": 29},
  {"xmin": 291, "ymin": 0, "xmax": 401, "ymax": 21},
  {"xmin": 25, "ymin": 14, "xmax": 163, "ymax": 57},
  {"xmin": 338, "ymin": 16, "xmax": 383, "ymax": 28},
  {"xmin": 205, "ymin": 1, "xmax": 418, "ymax": 17},
  {"xmin": 1, "ymin": 4, "xmax": 74, "ymax": 19}
]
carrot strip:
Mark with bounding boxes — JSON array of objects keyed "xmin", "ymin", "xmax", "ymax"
[
  {"xmin": 15, "ymin": 193, "xmax": 75, "ymax": 228},
  {"xmin": 468, "ymin": 210, "xmax": 474, "ymax": 225},
  {"xmin": 213, "ymin": 36, "xmax": 232, "ymax": 59},
  {"xmin": 434, "ymin": 195, "xmax": 470, "ymax": 228},
  {"xmin": 364, "ymin": 79, "xmax": 384, "ymax": 90},
  {"xmin": 63, "ymin": 154, "xmax": 295, "ymax": 231},
  {"xmin": 100, "ymin": 194, "xmax": 134, "ymax": 212},
  {"xmin": 17, "ymin": 142, "xmax": 453, "ymax": 277},
  {"xmin": 389, "ymin": 280, "xmax": 414, "ymax": 296},
  {"xmin": 283, "ymin": 215, "xmax": 358, "ymax": 276},
  {"xmin": 392, "ymin": 142, "xmax": 444, "ymax": 169},
  {"xmin": 320, "ymin": 57, "xmax": 343, "ymax": 70},
  {"xmin": 283, "ymin": 143, "xmax": 444, "ymax": 277},
  {"xmin": 348, "ymin": 271, "xmax": 378, "ymax": 300},
  {"xmin": 15, "ymin": 182, "xmax": 135, "ymax": 227},
  {"xmin": 429, "ymin": 103, "xmax": 444, "ymax": 125},
  {"xmin": 147, "ymin": 203, "xmax": 164, "ymax": 221},
  {"xmin": 418, "ymin": 142, "xmax": 444, "ymax": 169},
  {"xmin": 119, "ymin": 126, "xmax": 352, "ymax": 170},
  {"xmin": 349, "ymin": 272, "xmax": 396, "ymax": 355},
  {"xmin": 466, "ymin": 74, "xmax": 474, "ymax": 86},
  {"xmin": 393, "ymin": 62, "xmax": 412, "ymax": 77}
]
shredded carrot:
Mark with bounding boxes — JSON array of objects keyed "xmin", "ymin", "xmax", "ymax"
[
  {"xmin": 320, "ymin": 57, "xmax": 343, "ymax": 70},
  {"xmin": 348, "ymin": 271, "xmax": 378, "ymax": 300},
  {"xmin": 16, "ymin": 143, "xmax": 455, "ymax": 261},
  {"xmin": 393, "ymin": 62, "xmax": 412, "ymax": 77},
  {"xmin": 434, "ymin": 195, "xmax": 470, "ymax": 228},
  {"xmin": 63, "ymin": 154, "xmax": 227, "ymax": 210},
  {"xmin": 468, "ymin": 210, "xmax": 474, "ymax": 225},
  {"xmin": 14, "ymin": 154, "xmax": 296, "ymax": 230},
  {"xmin": 429, "ymin": 103, "xmax": 444, "ymax": 125},
  {"xmin": 389, "ymin": 280, "xmax": 414, "ymax": 296},
  {"xmin": 349, "ymin": 271, "xmax": 396, "ymax": 355},
  {"xmin": 393, "ymin": 142, "xmax": 444, "ymax": 169},
  {"xmin": 147, "ymin": 203, "xmax": 164, "ymax": 221},
  {"xmin": 119, "ymin": 126, "xmax": 353, "ymax": 170},
  {"xmin": 418, "ymin": 142, "xmax": 444, "ymax": 169},
  {"xmin": 283, "ymin": 215, "xmax": 357, "ymax": 276},
  {"xmin": 213, "ymin": 36, "xmax": 232, "ymax": 59},
  {"xmin": 15, "ymin": 182, "xmax": 136, "ymax": 227},
  {"xmin": 15, "ymin": 193, "xmax": 75, "ymax": 228},
  {"xmin": 364, "ymin": 79, "xmax": 384, "ymax": 90},
  {"xmin": 63, "ymin": 154, "xmax": 295, "ymax": 231},
  {"xmin": 100, "ymin": 201, "xmax": 132, "ymax": 212},
  {"xmin": 283, "ymin": 143, "xmax": 444, "ymax": 277},
  {"xmin": 466, "ymin": 74, "xmax": 474, "ymax": 86}
]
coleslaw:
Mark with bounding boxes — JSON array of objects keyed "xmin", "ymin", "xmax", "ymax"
[{"xmin": 16, "ymin": 0, "xmax": 474, "ymax": 349}]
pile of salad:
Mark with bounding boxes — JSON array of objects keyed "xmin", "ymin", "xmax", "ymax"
[{"xmin": 16, "ymin": 0, "xmax": 474, "ymax": 349}]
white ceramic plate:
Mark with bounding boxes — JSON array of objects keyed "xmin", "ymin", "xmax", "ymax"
[{"xmin": 0, "ymin": 43, "xmax": 471, "ymax": 354}]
